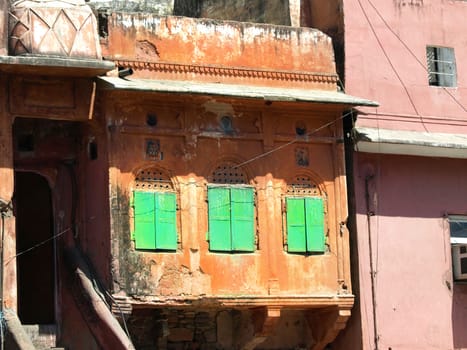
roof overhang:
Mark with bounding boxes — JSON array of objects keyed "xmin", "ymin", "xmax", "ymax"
[
  {"xmin": 0, "ymin": 55, "xmax": 115, "ymax": 77},
  {"xmin": 355, "ymin": 127, "xmax": 467, "ymax": 159},
  {"xmin": 97, "ymin": 76, "xmax": 378, "ymax": 107}
]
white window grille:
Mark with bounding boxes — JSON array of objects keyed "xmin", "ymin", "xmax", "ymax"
[{"xmin": 449, "ymin": 216, "xmax": 467, "ymax": 281}]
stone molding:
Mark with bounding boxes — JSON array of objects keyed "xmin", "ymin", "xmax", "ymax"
[{"xmin": 111, "ymin": 59, "xmax": 338, "ymax": 86}]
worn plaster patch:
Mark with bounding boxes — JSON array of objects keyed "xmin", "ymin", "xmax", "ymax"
[{"xmin": 202, "ymin": 99, "xmax": 235, "ymax": 116}]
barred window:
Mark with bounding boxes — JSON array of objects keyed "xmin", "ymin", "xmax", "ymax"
[{"xmin": 426, "ymin": 46, "xmax": 456, "ymax": 87}]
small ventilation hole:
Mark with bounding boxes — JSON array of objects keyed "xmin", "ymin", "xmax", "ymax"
[
  {"xmin": 146, "ymin": 114, "xmax": 157, "ymax": 127},
  {"xmin": 295, "ymin": 121, "xmax": 307, "ymax": 136}
]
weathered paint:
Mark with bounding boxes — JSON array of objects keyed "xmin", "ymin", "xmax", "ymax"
[
  {"xmin": 103, "ymin": 88, "xmax": 353, "ymax": 347},
  {"xmin": 0, "ymin": 3, "xmax": 362, "ymax": 348},
  {"xmin": 0, "ymin": 74, "xmax": 16, "ymax": 311},
  {"xmin": 0, "ymin": 0, "xmax": 7, "ymax": 55},
  {"xmin": 106, "ymin": 92, "xmax": 348, "ymax": 298},
  {"xmin": 9, "ymin": 1, "xmax": 102, "ymax": 58},
  {"xmin": 103, "ymin": 14, "xmax": 336, "ymax": 88}
]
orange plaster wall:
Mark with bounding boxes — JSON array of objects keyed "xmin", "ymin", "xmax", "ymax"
[
  {"xmin": 103, "ymin": 14, "xmax": 336, "ymax": 76},
  {"xmin": 105, "ymin": 91, "xmax": 347, "ymax": 298}
]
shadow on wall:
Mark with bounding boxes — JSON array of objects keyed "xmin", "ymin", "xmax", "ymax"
[
  {"xmin": 173, "ymin": 0, "xmax": 291, "ymax": 25},
  {"xmin": 452, "ymin": 284, "xmax": 467, "ymax": 349},
  {"xmin": 356, "ymin": 154, "xmax": 467, "ymax": 219}
]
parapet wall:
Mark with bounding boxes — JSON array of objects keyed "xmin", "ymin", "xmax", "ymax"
[{"xmin": 103, "ymin": 14, "xmax": 338, "ymax": 89}]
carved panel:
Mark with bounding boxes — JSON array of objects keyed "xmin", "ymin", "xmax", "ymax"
[
  {"xmin": 9, "ymin": 77, "xmax": 93, "ymax": 121},
  {"xmin": 9, "ymin": 2, "xmax": 100, "ymax": 58}
]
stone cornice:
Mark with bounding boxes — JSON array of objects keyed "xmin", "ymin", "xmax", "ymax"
[{"xmin": 109, "ymin": 59, "xmax": 338, "ymax": 86}]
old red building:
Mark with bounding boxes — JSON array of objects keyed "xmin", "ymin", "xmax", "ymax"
[{"xmin": 0, "ymin": 1, "xmax": 375, "ymax": 349}]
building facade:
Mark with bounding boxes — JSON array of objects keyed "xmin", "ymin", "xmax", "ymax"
[
  {"xmin": 0, "ymin": 1, "xmax": 376, "ymax": 349},
  {"xmin": 301, "ymin": 0, "xmax": 467, "ymax": 349}
]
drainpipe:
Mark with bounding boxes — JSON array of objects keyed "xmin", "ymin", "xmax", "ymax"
[{"xmin": 365, "ymin": 175, "xmax": 379, "ymax": 350}]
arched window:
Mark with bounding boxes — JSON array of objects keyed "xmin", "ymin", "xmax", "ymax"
[
  {"xmin": 132, "ymin": 168, "xmax": 178, "ymax": 251},
  {"xmin": 284, "ymin": 175, "xmax": 326, "ymax": 254},
  {"xmin": 207, "ymin": 162, "xmax": 255, "ymax": 253}
]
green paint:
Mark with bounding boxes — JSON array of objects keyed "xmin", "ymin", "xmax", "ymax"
[
  {"xmin": 133, "ymin": 191, "xmax": 177, "ymax": 251},
  {"xmin": 208, "ymin": 186, "xmax": 255, "ymax": 252},
  {"xmin": 286, "ymin": 197, "xmax": 325, "ymax": 253}
]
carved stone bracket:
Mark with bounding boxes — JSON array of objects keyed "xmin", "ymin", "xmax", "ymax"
[
  {"xmin": 242, "ymin": 306, "xmax": 282, "ymax": 350},
  {"xmin": 306, "ymin": 306, "xmax": 351, "ymax": 350}
]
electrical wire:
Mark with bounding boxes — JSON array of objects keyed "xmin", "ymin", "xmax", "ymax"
[
  {"xmin": 235, "ymin": 110, "xmax": 354, "ymax": 169},
  {"xmin": 356, "ymin": 0, "xmax": 429, "ymax": 132},
  {"xmin": 366, "ymin": 0, "xmax": 467, "ymax": 113},
  {"xmin": 104, "ymin": 290, "xmax": 131, "ymax": 338},
  {"xmin": 4, "ymin": 227, "xmax": 71, "ymax": 265}
]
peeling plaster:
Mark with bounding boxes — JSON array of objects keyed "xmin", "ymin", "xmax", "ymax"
[{"xmin": 202, "ymin": 99, "xmax": 235, "ymax": 116}]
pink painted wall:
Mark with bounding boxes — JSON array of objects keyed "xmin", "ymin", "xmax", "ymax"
[
  {"xmin": 338, "ymin": 153, "xmax": 467, "ymax": 350},
  {"xmin": 344, "ymin": 0, "xmax": 467, "ymax": 133},
  {"xmin": 329, "ymin": 1, "xmax": 467, "ymax": 349}
]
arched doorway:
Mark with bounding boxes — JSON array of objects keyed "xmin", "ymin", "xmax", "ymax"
[{"xmin": 15, "ymin": 171, "xmax": 55, "ymax": 324}]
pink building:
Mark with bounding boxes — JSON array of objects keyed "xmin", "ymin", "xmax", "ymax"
[{"xmin": 303, "ymin": 0, "xmax": 467, "ymax": 349}]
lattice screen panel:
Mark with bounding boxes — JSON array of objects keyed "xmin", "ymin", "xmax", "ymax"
[
  {"xmin": 286, "ymin": 175, "xmax": 320, "ymax": 196},
  {"xmin": 210, "ymin": 163, "xmax": 247, "ymax": 184},
  {"xmin": 135, "ymin": 168, "xmax": 173, "ymax": 191}
]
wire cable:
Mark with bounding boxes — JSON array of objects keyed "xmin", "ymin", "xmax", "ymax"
[
  {"xmin": 356, "ymin": 0, "xmax": 429, "ymax": 132},
  {"xmin": 236, "ymin": 110, "xmax": 354, "ymax": 168},
  {"xmin": 4, "ymin": 227, "xmax": 71, "ymax": 265},
  {"xmin": 366, "ymin": 0, "xmax": 467, "ymax": 113}
]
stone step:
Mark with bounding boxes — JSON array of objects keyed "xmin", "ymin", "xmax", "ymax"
[{"xmin": 22, "ymin": 324, "xmax": 57, "ymax": 349}]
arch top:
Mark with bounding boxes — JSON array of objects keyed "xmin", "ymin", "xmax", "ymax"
[
  {"xmin": 286, "ymin": 172, "xmax": 325, "ymax": 197},
  {"xmin": 134, "ymin": 166, "xmax": 174, "ymax": 192}
]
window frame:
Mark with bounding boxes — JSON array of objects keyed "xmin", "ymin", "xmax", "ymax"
[
  {"xmin": 132, "ymin": 190, "xmax": 179, "ymax": 251},
  {"xmin": 283, "ymin": 195, "xmax": 326, "ymax": 254},
  {"xmin": 426, "ymin": 46, "xmax": 457, "ymax": 87},
  {"xmin": 207, "ymin": 184, "xmax": 256, "ymax": 253},
  {"xmin": 448, "ymin": 215, "xmax": 467, "ymax": 281}
]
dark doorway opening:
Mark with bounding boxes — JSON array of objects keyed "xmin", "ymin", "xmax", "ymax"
[{"xmin": 15, "ymin": 172, "xmax": 55, "ymax": 324}]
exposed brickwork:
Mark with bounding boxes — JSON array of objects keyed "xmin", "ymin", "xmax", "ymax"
[
  {"xmin": 128, "ymin": 309, "xmax": 222, "ymax": 349},
  {"xmin": 125, "ymin": 308, "xmax": 320, "ymax": 349}
]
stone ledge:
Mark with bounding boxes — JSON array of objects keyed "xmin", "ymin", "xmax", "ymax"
[
  {"xmin": 124, "ymin": 294, "xmax": 355, "ymax": 309},
  {"xmin": 0, "ymin": 55, "xmax": 115, "ymax": 77}
]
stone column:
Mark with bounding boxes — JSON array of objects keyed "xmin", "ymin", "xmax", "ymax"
[
  {"xmin": 0, "ymin": 74, "xmax": 17, "ymax": 310},
  {"xmin": 289, "ymin": 0, "xmax": 301, "ymax": 27},
  {"xmin": 0, "ymin": 0, "xmax": 8, "ymax": 55}
]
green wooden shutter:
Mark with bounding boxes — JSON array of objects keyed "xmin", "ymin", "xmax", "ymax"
[
  {"xmin": 305, "ymin": 197, "xmax": 325, "ymax": 253},
  {"xmin": 208, "ymin": 187, "xmax": 232, "ymax": 251},
  {"xmin": 231, "ymin": 187, "xmax": 255, "ymax": 252},
  {"xmin": 286, "ymin": 197, "xmax": 307, "ymax": 252},
  {"xmin": 154, "ymin": 192, "xmax": 178, "ymax": 250},
  {"xmin": 134, "ymin": 191, "xmax": 156, "ymax": 249}
]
